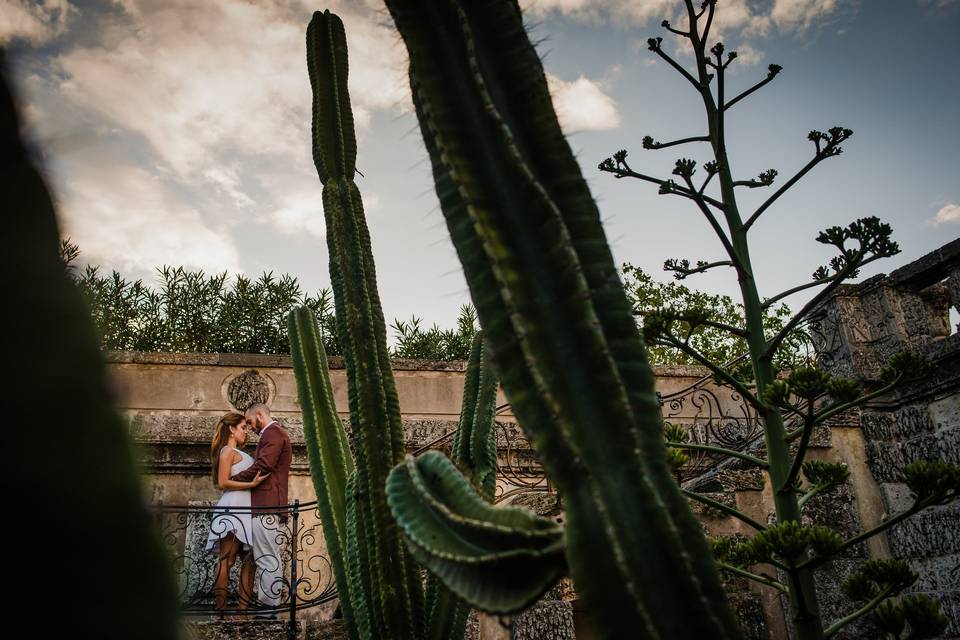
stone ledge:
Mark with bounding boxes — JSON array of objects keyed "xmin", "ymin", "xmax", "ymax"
[
  {"xmin": 182, "ymin": 619, "xmax": 345, "ymax": 640},
  {"xmin": 888, "ymin": 237, "xmax": 960, "ymax": 289},
  {"xmin": 106, "ymin": 351, "xmax": 470, "ymax": 371},
  {"xmin": 106, "ymin": 351, "xmax": 715, "ymax": 379}
]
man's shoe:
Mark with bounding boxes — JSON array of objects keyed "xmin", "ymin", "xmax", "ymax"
[{"xmin": 253, "ymin": 613, "xmax": 278, "ymax": 621}]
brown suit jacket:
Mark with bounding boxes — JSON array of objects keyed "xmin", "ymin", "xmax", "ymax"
[{"xmin": 232, "ymin": 421, "xmax": 292, "ymax": 521}]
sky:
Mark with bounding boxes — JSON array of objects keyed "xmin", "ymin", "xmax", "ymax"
[{"xmin": 4, "ymin": 0, "xmax": 959, "ymax": 331}]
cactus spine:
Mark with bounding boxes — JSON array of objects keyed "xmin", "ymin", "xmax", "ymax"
[{"xmin": 382, "ymin": 1, "xmax": 741, "ymax": 638}]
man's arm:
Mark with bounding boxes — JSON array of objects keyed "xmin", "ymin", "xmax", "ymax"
[{"xmin": 232, "ymin": 430, "xmax": 282, "ymax": 482}]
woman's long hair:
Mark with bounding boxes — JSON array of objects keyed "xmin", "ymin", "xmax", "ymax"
[{"xmin": 210, "ymin": 412, "xmax": 246, "ymax": 485}]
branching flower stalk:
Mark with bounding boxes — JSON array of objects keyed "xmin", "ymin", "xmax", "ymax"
[{"xmin": 600, "ymin": 2, "xmax": 957, "ymax": 639}]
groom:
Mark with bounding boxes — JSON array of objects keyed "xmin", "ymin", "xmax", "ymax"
[{"xmin": 231, "ymin": 403, "xmax": 292, "ymax": 615}]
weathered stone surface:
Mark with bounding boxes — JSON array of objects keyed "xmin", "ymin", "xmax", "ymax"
[
  {"xmin": 802, "ymin": 482, "xmax": 867, "ymax": 558},
  {"xmin": 728, "ymin": 590, "xmax": 771, "ymax": 640},
  {"xmin": 862, "ymin": 405, "xmax": 936, "ymax": 442},
  {"xmin": 880, "ymin": 482, "xmax": 917, "ymax": 513},
  {"xmin": 887, "ymin": 504, "xmax": 960, "ymax": 558},
  {"xmin": 181, "ymin": 620, "xmax": 346, "ymax": 640},
  {"xmin": 509, "ymin": 492, "xmax": 563, "ymax": 518},
  {"xmin": 512, "ymin": 599, "xmax": 575, "ymax": 640},
  {"xmin": 795, "ymin": 558, "xmax": 872, "ymax": 640},
  {"xmin": 908, "ymin": 555, "xmax": 960, "ymax": 593},
  {"xmin": 464, "ymin": 610, "xmax": 481, "ymax": 640},
  {"xmin": 227, "ymin": 370, "xmax": 272, "ymax": 412},
  {"xmin": 688, "ymin": 490, "xmax": 737, "ymax": 520},
  {"xmin": 808, "ymin": 239, "xmax": 959, "ymax": 639}
]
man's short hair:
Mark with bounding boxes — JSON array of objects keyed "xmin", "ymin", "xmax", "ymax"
[{"xmin": 246, "ymin": 402, "xmax": 271, "ymax": 416}]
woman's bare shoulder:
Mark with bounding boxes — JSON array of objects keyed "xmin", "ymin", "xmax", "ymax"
[{"xmin": 219, "ymin": 447, "xmax": 242, "ymax": 465}]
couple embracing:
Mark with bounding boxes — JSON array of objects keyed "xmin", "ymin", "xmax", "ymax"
[{"xmin": 205, "ymin": 403, "xmax": 292, "ymax": 619}]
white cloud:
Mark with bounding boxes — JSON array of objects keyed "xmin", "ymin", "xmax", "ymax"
[
  {"xmin": 771, "ymin": 0, "xmax": 842, "ymax": 32},
  {"xmin": 928, "ymin": 203, "xmax": 960, "ymax": 226},
  {"xmin": 59, "ymin": 165, "xmax": 241, "ymax": 274},
  {"xmin": 917, "ymin": 0, "xmax": 960, "ymax": 12},
  {"xmin": 18, "ymin": 0, "xmax": 410, "ymax": 258},
  {"xmin": 0, "ymin": 0, "xmax": 76, "ymax": 45},
  {"xmin": 521, "ymin": 0, "xmax": 674, "ymax": 25},
  {"xmin": 546, "ymin": 72, "xmax": 621, "ymax": 132},
  {"xmin": 523, "ymin": 0, "xmax": 856, "ymax": 64},
  {"xmin": 734, "ymin": 43, "xmax": 764, "ymax": 67}
]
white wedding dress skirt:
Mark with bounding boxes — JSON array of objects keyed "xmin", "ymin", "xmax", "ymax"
[{"xmin": 205, "ymin": 447, "xmax": 254, "ymax": 555}]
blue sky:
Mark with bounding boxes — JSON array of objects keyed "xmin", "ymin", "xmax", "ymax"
[{"xmin": 4, "ymin": 0, "xmax": 959, "ymax": 330}]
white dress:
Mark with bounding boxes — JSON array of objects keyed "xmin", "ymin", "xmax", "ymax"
[{"xmin": 204, "ymin": 446, "xmax": 254, "ymax": 555}]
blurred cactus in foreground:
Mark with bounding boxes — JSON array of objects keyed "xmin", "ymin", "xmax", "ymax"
[{"xmin": 3, "ymin": 52, "xmax": 180, "ymax": 639}]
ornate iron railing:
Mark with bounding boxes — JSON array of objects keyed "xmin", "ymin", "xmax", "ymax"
[
  {"xmin": 409, "ymin": 403, "xmax": 553, "ymax": 506},
  {"xmin": 152, "ymin": 499, "xmax": 336, "ymax": 638}
]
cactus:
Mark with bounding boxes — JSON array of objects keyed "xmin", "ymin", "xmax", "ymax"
[
  {"xmin": 291, "ymin": 12, "xmax": 507, "ymax": 640},
  {"xmin": 450, "ymin": 332, "xmax": 498, "ymax": 501},
  {"xmin": 304, "ymin": 10, "xmax": 423, "ymax": 638},
  {"xmin": 415, "ymin": 332, "xmax": 509, "ymax": 640},
  {"xmin": 288, "ymin": 306, "xmax": 358, "ymax": 635},
  {"xmin": 382, "ymin": 1, "xmax": 741, "ymax": 638},
  {"xmin": 3, "ymin": 54, "xmax": 180, "ymax": 639}
]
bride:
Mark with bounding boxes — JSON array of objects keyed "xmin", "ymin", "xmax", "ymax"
[{"xmin": 205, "ymin": 412, "xmax": 269, "ymax": 618}]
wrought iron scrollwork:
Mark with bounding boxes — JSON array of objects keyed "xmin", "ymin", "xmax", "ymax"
[{"xmin": 152, "ymin": 500, "xmax": 337, "ymax": 623}]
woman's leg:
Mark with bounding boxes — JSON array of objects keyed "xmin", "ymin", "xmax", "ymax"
[
  {"xmin": 213, "ymin": 534, "xmax": 240, "ymax": 614},
  {"xmin": 238, "ymin": 548, "xmax": 256, "ymax": 615}
]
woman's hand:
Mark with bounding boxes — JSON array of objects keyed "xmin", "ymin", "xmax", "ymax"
[{"xmin": 250, "ymin": 471, "xmax": 270, "ymax": 487}]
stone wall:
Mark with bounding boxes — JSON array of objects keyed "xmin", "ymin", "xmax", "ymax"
[{"xmin": 811, "ymin": 238, "xmax": 960, "ymax": 638}]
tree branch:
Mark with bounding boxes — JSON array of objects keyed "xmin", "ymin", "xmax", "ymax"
[
  {"xmin": 839, "ymin": 506, "xmax": 920, "ymax": 553},
  {"xmin": 700, "ymin": 1, "xmax": 716, "ymax": 44},
  {"xmin": 604, "ymin": 160, "xmax": 726, "ymax": 211},
  {"xmin": 798, "ymin": 484, "xmax": 830, "ymax": 510},
  {"xmin": 660, "ymin": 334, "xmax": 763, "ymax": 409},
  {"xmin": 670, "ymin": 442, "xmax": 769, "ymax": 469},
  {"xmin": 781, "ymin": 403, "xmax": 816, "ymax": 494},
  {"xmin": 682, "ymin": 489, "xmax": 767, "ymax": 530},
  {"xmin": 635, "ymin": 309, "xmax": 747, "ymax": 337},
  {"xmin": 811, "ymin": 376, "xmax": 902, "ymax": 426},
  {"xmin": 663, "ymin": 259, "xmax": 736, "ymax": 280},
  {"xmin": 677, "ymin": 174, "xmax": 744, "ymax": 271},
  {"xmin": 717, "ymin": 562, "xmax": 788, "ymax": 593},
  {"xmin": 824, "ymin": 585, "xmax": 897, "ymax": 638},
  {"xmin": 724, "ymin": 64, "xmax": 782, "ymax": 112},
  {"xmin": 743, "ymin": 153, "xmax": 828, "ymax": 231},
  {"xmin": 761, "ymin": 272, "xmax": 844, "ymax": 310},
  {"xmin": 763, "ymin": 253, "xmax": 873, "ymax": 359},
  {"xmin": 648, "ymin": 38, "xmax": 703, "ymax": 91},
  {"xmin": 699, "ymin": 168, "xmax": 717, "ymax": 194},
  {"xmin": 643, "ymin": 134, "xmax": 711, "ymax": 150}
]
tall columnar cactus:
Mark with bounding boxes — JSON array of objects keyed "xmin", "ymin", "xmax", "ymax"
[
  {"xmin": 304, "ymin": 10, "xmax": 424, "ymax": 638},
  {"xmin": 3, "ymin": 54, "xmax": 180, "ymax": 639},
  {"xmin": 288, "ymin": 306, "xmax": 358, "ymax": 634},
  {"xmin": 291, "ymin": 11, "xmax": 507, "ymax": 640},
  {"xmin": 382, "ymin": 1, "xmax": 742, "ymax": 638}
]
